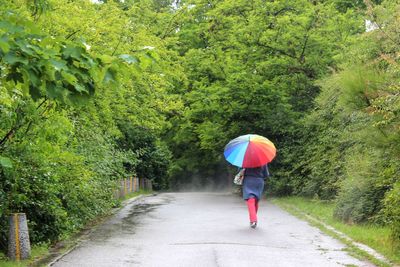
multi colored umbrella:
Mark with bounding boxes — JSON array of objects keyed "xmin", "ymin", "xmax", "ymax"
[{"xmin": 224, "ymin": 134, "xmax": 276, "ymax": 168}]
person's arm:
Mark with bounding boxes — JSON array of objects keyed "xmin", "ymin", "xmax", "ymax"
[{"xmin": 264, "ymin": 164, "xmax": 270, "ymax": 178}]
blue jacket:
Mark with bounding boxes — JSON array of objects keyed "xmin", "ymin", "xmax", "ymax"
[{"xmin": 243, "ymin": 164, "xmax": 269, "ymax": 179}]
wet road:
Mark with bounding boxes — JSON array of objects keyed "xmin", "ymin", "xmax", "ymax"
[{"xmin": 51, "ymin": 192, "xmax": 373, "ymax": 267}]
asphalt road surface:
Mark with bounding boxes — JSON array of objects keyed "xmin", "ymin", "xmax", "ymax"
[{"xmin": 51, "ymin": 192, "xmax": 374, "ymax": 267}]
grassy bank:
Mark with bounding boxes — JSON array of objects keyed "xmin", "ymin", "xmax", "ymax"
[
  {"xmin": 0, "ymin": 245, "xmax": 49, "ymax": 267},
  {"xmin": 272, "ymin": 197, "xmax": 399, "ymax": 266}
]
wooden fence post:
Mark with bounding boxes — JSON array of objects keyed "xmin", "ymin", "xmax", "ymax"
[
  {"xmin": 134, "ymin": 176, "xmax": 138, "ymax": 192},
  {"xmin": 140, "ymin": 177, "xmax": 144, "ymax": 190}
]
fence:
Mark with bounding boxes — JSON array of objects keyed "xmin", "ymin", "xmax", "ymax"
[{"xmin": 114, "ymin": 177, "xmax": 152, "ymax": 199}]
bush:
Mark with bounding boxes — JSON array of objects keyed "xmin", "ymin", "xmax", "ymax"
[
  {"xmin": 333, "ymin": 143, "xmax": 400, "ymax": 228},
  {"xmin": 334, "ymin": 178, "xmax": 385, "ymax": 224},
  {"xmin": 383, "ymin": 182, "xmax": 400, "ymax": 244},
  {"xmin": 0, "ymin": 109, "xmax": 123, "ymax": 249}
]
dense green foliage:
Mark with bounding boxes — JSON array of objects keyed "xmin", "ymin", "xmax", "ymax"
[
  {"xmin": 0, "ymin": 0, "xmax": 177, "ymax": 251},
  {"xmin": 281, "ymin": 0, "xmax": 400, "ymax": 243},
  {"xmin": 287, "ymin": 0, "xmax": 400, "ymax": 239},
  {"xmin": 0, "ymin": 0, "xmax": 399, "ymax": 254},
  {"xmin": 0, "ymin": 8, "xmax": 120, "ymax": 246},
  {"xmin": 166, "ymin": 0, "xmax": 363, "ymax": 189}
]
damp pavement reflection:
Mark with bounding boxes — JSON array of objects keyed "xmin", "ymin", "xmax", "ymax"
[{"xmin": 50, "ymin": 193, "xmax": 374, "ymax": 267}]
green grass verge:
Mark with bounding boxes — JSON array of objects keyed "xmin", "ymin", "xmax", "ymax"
[
  {"xmin": 0, "ymin": 244, "xmax": 49, "ymax": 267},
  {"xmin": 0, "ymin": 191, "xmax": 152, "ymax": 267},
  {"xmin": 272, "ymin": 197, "xmax": 400, "ymax": 266}
]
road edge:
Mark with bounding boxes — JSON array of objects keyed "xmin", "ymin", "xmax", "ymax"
[
  {"xmin": 272, "ymin": 201, "xmax": 396, "ymax": 267},
  {"xmin": 36, "ymin": 194, "xmax": 152, "ymax": 267}
]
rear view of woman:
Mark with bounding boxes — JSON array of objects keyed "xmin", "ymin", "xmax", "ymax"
[{"xmin": 242, "ymin": 164, "xmax": 269, "ymax": 228}]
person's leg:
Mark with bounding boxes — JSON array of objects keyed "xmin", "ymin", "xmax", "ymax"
[
  {"xmin": 246, "ymin": 197, "xmax": 257, "ymax": 223},
  {"xmin": 255, "ymin": 199, "xmax": 259, "ymax": 213}
]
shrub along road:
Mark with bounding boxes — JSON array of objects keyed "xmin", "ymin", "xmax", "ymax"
[{"xmin": 50, "ymin": 193, "xmax": 374, "ymax": 267}]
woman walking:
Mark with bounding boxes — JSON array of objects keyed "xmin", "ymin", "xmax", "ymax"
[
  {"xmin": 223, "ymin": 134, "xmax": 276, "ymax": 228},
  {"xmin": 242, "ymin": 164, "xmax": 269, "ymax": 228}
]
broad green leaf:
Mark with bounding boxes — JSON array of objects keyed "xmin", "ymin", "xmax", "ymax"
[
  {"xmin": 0, "ymin": 39, "xmax": 10, "ymax": 53},
  {"xmin": 0, "ymin": 21, "xmax": 24, "ymax": 34},
  {"xmin": 88, "ymin": 66, "xmax": 102, "ymax": 84},
  {"xmin": 3, "ymin": 52, "xmax": 29, "ymax": 65},
  {"xmin": 61, "ymin": 71, "xmax": 78, "ymax": 85},
  {"xmin": 62, "ymin": 46, "xmax": 84, "ymax": 59},
  {"xmin": 44, "ymin": 61, "xmax": 56, "ymax": 80},
  {"xmin": 46, "ymin": 82, "xmax": 65, "ymax": 100},
  {"xmin": 49, "ymin": 59, "xmax": 67, "ymax": 71},
  {"xmin": 26, "ymin": 68, "xmax": 41, "ymax": 87},
  {"xmin": 99, "ymin": 54, "xmax": 114, "ymax": 64},
  {"xmin": 16, "ymin": 40, "xmax": 36, "ymax": 56},
  {"xmin": 73, "ymin": 83, "xmax": 87, "ymax": 93},
  {"xmin": 19, "ymin": 68, "xmax": 30, "ymax": 95},
  {"xmin": 103, "ymin": 68, "xmax": 117, "ymax": 84},
  {"xmin": 0, "ymin": 156, "xmax": 13, "ymax": 169},
  {"xmin": 119, "ymin": 54, "xmax": 138, "ymax": 64}
]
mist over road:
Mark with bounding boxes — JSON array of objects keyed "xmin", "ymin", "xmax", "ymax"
[{"xmin": 51, "ymin": 193, "xmax": 373, "ymax": 267}]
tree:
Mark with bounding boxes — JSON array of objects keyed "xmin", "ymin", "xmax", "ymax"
[{"xmin": 165, "ymin": 0, "xmax": 362, "ymax": 189}]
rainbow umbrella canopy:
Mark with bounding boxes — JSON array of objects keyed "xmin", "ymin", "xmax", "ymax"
[{"xmin": 224, "ymin": 134, "xmax": 276, "ymax": 168}]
